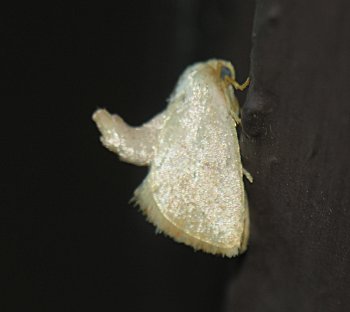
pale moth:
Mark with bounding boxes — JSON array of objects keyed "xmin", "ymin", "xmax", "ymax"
[{"xmin": 92, "ymin": 59, "xmax": 252, "ymax": 257}]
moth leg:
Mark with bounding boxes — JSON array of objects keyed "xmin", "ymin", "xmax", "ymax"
[
  {"xmin": 239, "ymin": 191, "xmax": 250, "ymax": 253},
  {"xmin": 92, "ymin": 108, "xmax": 166, "ymax": 166},
  {"xmin": 226, "ymin": 76, "xmax": 250, "ymax": 91},
  {"xmin": 232, "ymin": 77, "xmax": 250, "ymax": 91},
  {"xmin": 230, "ymin": 96, "xmax": 241, "ymax": 125},
  {"xmin": 243, "ymin": 168, "xmax": 253, "ymax": 183},
  {"xmin": 232, "ymin": 111, "xmax": 241, "ymax": 125}
]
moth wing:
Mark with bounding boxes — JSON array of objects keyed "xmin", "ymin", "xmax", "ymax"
[{"xmin": 135, "ymin": 76, "xmax": 246, "ymax": 257}]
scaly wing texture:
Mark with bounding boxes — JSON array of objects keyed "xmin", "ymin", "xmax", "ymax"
[
  {"xmin": 135, "ymin": 73, "xmax": 246, "ymax": 256},
  {"xmin": 93, "ymin": 109, "xmax": 166, "ymax": 166}
]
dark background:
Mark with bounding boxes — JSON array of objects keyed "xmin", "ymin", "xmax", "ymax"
[{"xmin": 2, "ymin": 1, "xmax": 255, "ymax": 311}]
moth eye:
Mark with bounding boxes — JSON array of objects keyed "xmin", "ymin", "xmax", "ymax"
[{"xmin": 220, "ymin": 66, "xmax": 232, "ymax": 80}]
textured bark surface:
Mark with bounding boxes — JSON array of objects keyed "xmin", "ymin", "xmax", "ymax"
[{"xmin": 226, "ymin": 0, "xmax": 350, "ymax": 311}]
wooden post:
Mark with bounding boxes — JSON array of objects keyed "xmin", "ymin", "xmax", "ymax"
[{"xmin": 226, "ymin": 0, "xmax": 350, "ymax": 311}]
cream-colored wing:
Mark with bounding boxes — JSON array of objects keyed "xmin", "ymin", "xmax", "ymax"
[
  {"xmin": 134, "ymin": 68, "xmax": 247, "ymax": 257},
  {"xmin": 92, "ymin": 109, "xmax": 166, "ymax": 166}
]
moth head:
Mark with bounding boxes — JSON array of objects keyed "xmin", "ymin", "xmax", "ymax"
[
  {"xmin": 219, "ymin": 63, "xmax": 236, "ymax": 81},
  {"xmin": 217, "ymin": 61, "xmax": 250, "ymax": 92},
  {"xmin": 207, "ymin": 60, "xmax": 249, "ymax": 118}
]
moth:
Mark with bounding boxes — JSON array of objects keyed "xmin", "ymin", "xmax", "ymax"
[{"xmin": 92, "ymin": 59, "xmax": 252, "ymax": 257}]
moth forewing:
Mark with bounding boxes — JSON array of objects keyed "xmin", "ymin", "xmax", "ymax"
[{"xmin": 134, "ymin": 61, "xmax": 248, "ymax": 257}]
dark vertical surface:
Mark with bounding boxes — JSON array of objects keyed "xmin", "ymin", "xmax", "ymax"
[
  {"xmin": 226, "ymin": 0, "xmax": 350, "ymax": 311},
  {"xmin": 2, "ymin": 1, "xmax": 255, "ymax": 312}
]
